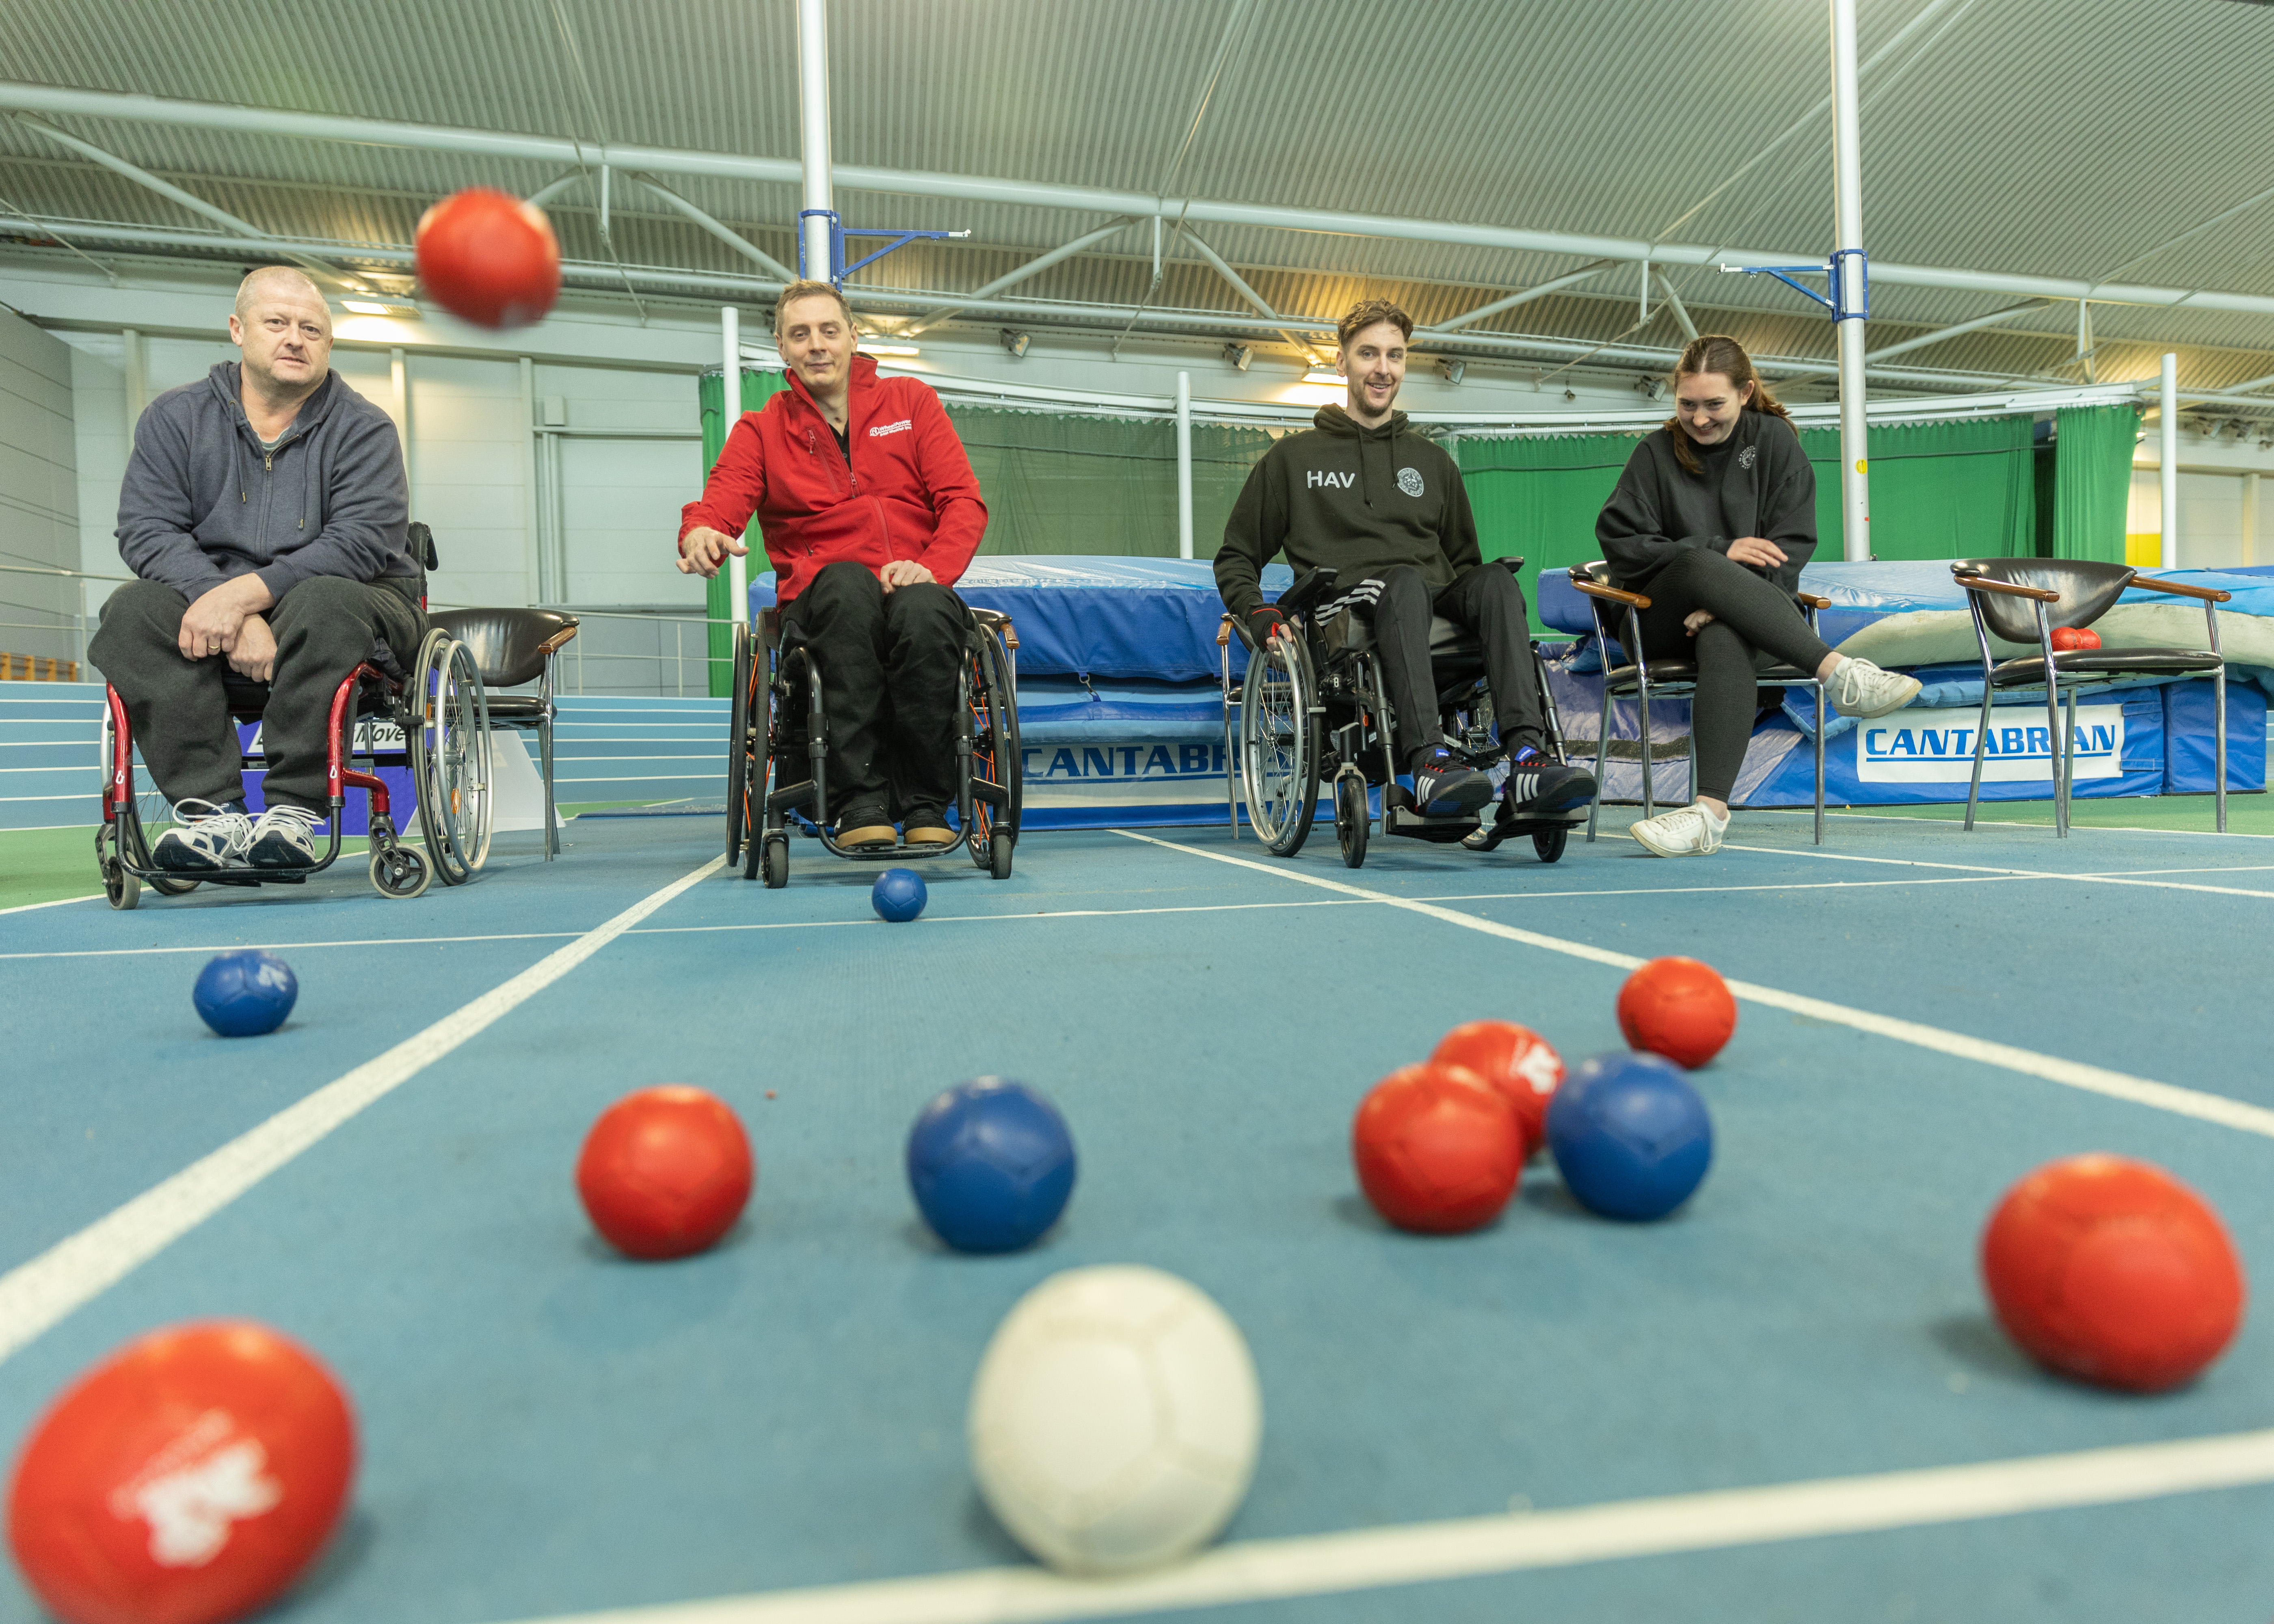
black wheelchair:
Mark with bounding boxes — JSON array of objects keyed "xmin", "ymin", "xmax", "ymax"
[
  {"xmin": 1218, "ymin": 557, "xmax": 1585, "ymax": 868},
  {"xmin": 97, "ymin": 525, "xmax": 494, "ymax": 907},
  {"xmin": 724, "ymin": 603, "xmax": 1023, "ymax": 888}
]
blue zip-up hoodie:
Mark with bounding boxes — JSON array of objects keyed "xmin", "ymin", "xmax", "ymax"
[{"xmin": 115, "ymin": 363, "xmax": 413, "ymax": 603}]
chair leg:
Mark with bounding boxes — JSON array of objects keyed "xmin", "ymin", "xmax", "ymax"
[
  {"xmin": 2215, "ymin": 665, "xmax": 2229, "ymax": 834},
  {"xmin": 1965, "ymin": 689, "xmax": 1993, "ymax": 830},
  {"xmin": 1813, "ymin": 681, "xmax": 1826, "ymax": 845},
  {"xmin": 540, "ymin": 715, "xmax": 557, "ymax": 859},
  {"xmin": 1684, "ymin": 706, "xmax": 1697, "ymax": 808},
  {"xmin": 2059, "ymin": 685, "xmax": 2077, "ymax": 838},
  {"xmin": 1587, "ymin": 684, "xmax": 1612, "ymax": 843},
  {"xmin": 1639, "ymin": 684, "xmax": 1656, "ymax": 819},
  {"xmin": 2045, "ymin": 679, "xmax": 2067, "ymax": 838}
]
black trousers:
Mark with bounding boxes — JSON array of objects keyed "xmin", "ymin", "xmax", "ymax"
[
  {"xmin": 1631, "ymin": 547, "xmax": 1833, "ymax": 802},
  {"xmin": 1352, "ymin": 564, "xmax": 1548, "ymax": 767},
  {"xmin": 89, "ymin": 575, "xmax": 426, "ymax": 814},
  {"xmin": 778, "ymin": 560, "xmax": 966, "ymax": 820}
]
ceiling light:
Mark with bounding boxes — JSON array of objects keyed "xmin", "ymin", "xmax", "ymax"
[
  {"xmin": 860, "ymin": 343, "xmax": 920, "ymax": 357},
  {"xmin": 339, "ymin": 300, "xmax": 415, "ymax": 317},
  {"xmin": 1223, "ymin": 343, "xmax": 1252, "ymax": 372},
  {"xmin": 1001, "ymin": 329, "xmax": 1030, "ymax": 359},
  {"xmin": 1302, "ymin": 370, "xmax": 1345, "ymax": 387},
  {"xmin": 1438, "ymin": 357, "xmax": 1467, "ymax": 386}
]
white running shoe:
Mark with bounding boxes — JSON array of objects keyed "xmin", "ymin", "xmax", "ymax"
[
  {"xmin": 151, "ymin": 799, "xmax": 253, "ymax": 871},
  {"xmin": 1828, "ymin": 656, "xmax": 1922, "ymax": 719},
  {"xmin": 247, "ymin": 805, "xmax": 326, "ymax": 869},
  {"xmin": 1629, "ymin": 803, "xmax": 1728, "ymax": 858}
]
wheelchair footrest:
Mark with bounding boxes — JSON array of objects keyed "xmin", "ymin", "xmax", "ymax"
[
  {"xmin": 969, "ymin": 779, "xmax": 1010, "ymax": 808},
  {"xmin": 1383, "ymin": 803, "xmax": 1481, "ymax": 843}
]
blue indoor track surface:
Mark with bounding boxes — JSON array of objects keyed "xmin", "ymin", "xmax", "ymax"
[{"xmin": 6, "ymin": 808, "xmax": 2274, "ymax": 1623}]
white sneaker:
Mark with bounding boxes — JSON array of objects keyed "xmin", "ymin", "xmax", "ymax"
[
  {"xmin": 151, "ymin": 799, "xmax": 253, "ymax": 871},
  {"xmin": 247, "ymin": 805, "xmax": 326, "ymax": 869},
  {"xmin": 1828, "ymin": 656, "xmax": 1922, "ymax": 719},
  {"xmin": 1630, "ymin": 803, "xmax": 1728, "ymax": 857}
]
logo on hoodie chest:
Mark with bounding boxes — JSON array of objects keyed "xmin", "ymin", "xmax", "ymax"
[
  {"xmin": 1305, "ymin": 470, "xmax": 1355, "ymax": 490},
  {"xmin": 1396, "ymin": 467, "xmax": 1424, "ymax": 498}
]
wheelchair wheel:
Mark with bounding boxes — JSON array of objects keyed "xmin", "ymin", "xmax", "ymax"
[
  {"xmin": 1533, "ymin": 823, "xmax": 1569, "ymax": 864},
  {"xmin": 966, "ymin": 625, "xmax": 1022, "ymax": 873},
  {"xmin": 1334, "ymin": 767, "xmax": 1369, "ymax": 869},
  {"xmin": 412, "ymin": 634, "xmax": 493, "ymax": 885},
  {"xmin": 99, "ymin": 830, "xmax": 139, "ymax": 911},
  {"xmin": 1239, "ymin": 633, "xmax": 1319, "ymax": 856},
  {"xmin": 371, "ymin": 842, "xmax": 431, "ymax": 898},
  {"xmin": 761, "ymin": 833, "xmax": 789, "ymax": 889},
  {"xmin": 726, "ymin": 623, "xmax": 752, "ymax": 864},
  {"xmin": 101, "ymin": 709, "xmax": 196, "ymax": 896},
  {"xmin": 742, "ymin": 663, "xmax": 777, "ymax": 882}
]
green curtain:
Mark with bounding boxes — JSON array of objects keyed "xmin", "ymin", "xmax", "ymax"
[
  {"xmin": 947, "ymin": 408, "xmax": 1275, "ymax": 559},
  {"xmin": 2049, "ymin": 404, "xmax": 2140, "ymax": 563},
  {"xmin": 696, "ymin": 365, "xmax": 788, "ymax": 695},
  {"xmin": 1794, "ymin": 415, "xmax": 2036, "ymax": 561},
  {"xmin": 1455, "ymin": 434, "xmax": 1640, "ymax": 608}
]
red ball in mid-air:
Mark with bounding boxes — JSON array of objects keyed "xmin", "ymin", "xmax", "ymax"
[
  {"xmin": 1430, "ymin": 1020, "xmax": 1564, "ymax": 1157},
  {"xmin": 8, "ymin": 1321, "xmax": 355, "ymax": 1624},
  {"xmin": 1617, "ymin": 957, "xmax": 1737, "ymax": 1069},
  {"xmin": 1981, "ymin": 1154, "xmax": 2245, "ymax": 1392},
  {"xmin": 414, "ymin": 187, "xmax": 561, "ymax": 328},
  {"xmin": 577, "ymin": 1086, "xmax": 754, "ymax": 1259},
  {"xmin": 2049, "ymin": 626, "xmax": 2103, "ymax": 652},
  {"xmin": 1351, "ymin": 1063, "xmax": 1522, "ymax": 1234}
]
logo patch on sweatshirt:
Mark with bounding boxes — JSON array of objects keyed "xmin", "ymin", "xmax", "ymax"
[
  {"xmin": 1396, "ymin": 466, "xmax": 1425, "ymax": 498},
  {"xmin": 1305, "ymin": 470, "xmax": 1356, "ymax": 490},
  {"xmin": 869, "ymin": 419, "xmax": 914, "ymax": 438},
  {"xmin": 1737, "ymin": 445, "xmax": 1757, "ymax": 470}
]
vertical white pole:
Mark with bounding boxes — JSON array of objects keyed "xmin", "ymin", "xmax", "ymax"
[
  {"xmin": 519, "ymin": 355, "xmax": 544, "ymax": 603},
  {"xmin": 723, "ymin": 305, "xmax": 747, "ymax": 626},
  {"xmin": 2159, "ymin": 352, "xmax": 2179, "ymax": 571},
  {"xmin": 1176, "ymin": 371, "xmax": 1194, "ymax": 561},
  {"xmin": 2242, "ymin": 471, "xmax": 2259, "ymax": 569},
  {"xmin": 1830, "ymin": 0, "xmax": 1870, "ymax": 562},
  {"xmin": 389, "ymin": 347, "xmax": 416, "ymax": 513},
  {"xmin": 797, "ymin": 0, "xmax": 833, "ymax": 281}
]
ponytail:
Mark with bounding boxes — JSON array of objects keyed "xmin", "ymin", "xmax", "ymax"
[{"xmin": 1664, "ymin": 335, "xmax": 1789, "ymax": 475}]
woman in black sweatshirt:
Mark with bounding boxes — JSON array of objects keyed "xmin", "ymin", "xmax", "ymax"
[{"xmin": 1594, "ymin": 336, "xmax": 1919, "ymax": 856}]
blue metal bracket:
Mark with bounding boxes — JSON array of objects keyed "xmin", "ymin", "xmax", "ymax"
[
  {"xmin": 797, "ymin": 209, "xmax": 970, "ymax": 286},
  {"xmin": 1722, "ymin": 252, "xmax": 1870, "ymax": 322}
]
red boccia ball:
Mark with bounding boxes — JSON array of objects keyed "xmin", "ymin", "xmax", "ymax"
[
  {"xmin": 1351, "ymin": 1063, "xmax": 1523, "ymax": 1234},
  {"xmin": 414, "ymin": 187, "xmax": 562, "ymax": 329},
  {"xmin": 1981, "ymin": 1154, "xmax": 2246, "ymax": 1392},
  {"xmin": 1430, "ymin": 1020, "xmax": 1565, "ymax": 1158},
  {"xmin": 8, "ymin": 1321, "xmax": 355, "ymax": 1624},
  {"xmin": 576, "ymin": 1086, "xmax": 754, "ymax": 1259},
  {"xmin": 1617, "ymin": 956, "xmax": 1738, "ymax": 1069}
]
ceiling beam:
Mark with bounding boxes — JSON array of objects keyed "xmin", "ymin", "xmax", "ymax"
[
  {"xmin": 900, "ymin": 217, "xmax": 1134, "ymax": 337},
  {"xmin": 6, "ymin": 84, "xmax": 2274, "ymax": 321}
]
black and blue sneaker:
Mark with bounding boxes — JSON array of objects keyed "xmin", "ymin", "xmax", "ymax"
[
  {"xmin": 1501, "ymin": 745, "xmax": 1597, "ymax": 815},
  {"xmin": 1403, "ymin": 745, "xmax": 1495, "ymax": 818}
]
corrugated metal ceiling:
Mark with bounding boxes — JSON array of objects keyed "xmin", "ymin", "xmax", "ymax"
[{"xmin": 1, "ymin": 0, "xmax": 2271, "ymax": 393}]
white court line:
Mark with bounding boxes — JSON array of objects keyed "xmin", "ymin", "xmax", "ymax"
[
  {"xmin": 1117, "ymin": 832, "xmax": 2274, "ymax": 1141},
  {"xmin": 0, "ymin": 855, "xmax": 726, "ymax": 1365},
  {"xmin": 1722, "ymin": 842, "xmax": 2274, "ymax": 902},
  {"xmin": 1820, "ymin": 809, "xmax": 2274, "ymax": 840},
  {"xmin": 0, "ymin": 930, "xmax": 586, "ymax": 961},
  {"xmin": 0, "ymin": 892, "xmax": 101, "ymax": 917},
  {"xmin": 489, "ymin": 1427, "xmax": 2274, "ymax": 1624}
]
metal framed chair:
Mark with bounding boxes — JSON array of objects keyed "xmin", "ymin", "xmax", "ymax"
[
  {"xmin": 1949, "ymin": 558, "xmax": 2231, "ymax": 836},
  {"xmin": 1569, "ymin": 560, "xmax": 1834, "ymax": 845},
  {"xmin": 426, "ymin": 607, "xmax": 579, "ymax": 857}
]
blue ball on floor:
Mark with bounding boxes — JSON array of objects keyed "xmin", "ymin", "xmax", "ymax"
[
  {"xmin": 872, "ymin": 867, "xmax": 928, "ymax": 923},
  {"xmin": 1546, "ymin": 1051, "xmax": 1712, "ymax": 1221},
  {"xmin": 192, "ymin": 948, "xmax": 299, "ymax": 1038},
  {"xmin": 906, "ymin": 1078, "xmax": 1077, "ymax": 1253}
]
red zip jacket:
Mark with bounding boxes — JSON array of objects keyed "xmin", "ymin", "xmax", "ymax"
[{"xmin": 677, "ymin": 354, "xmax": 988, "ymax": 604}]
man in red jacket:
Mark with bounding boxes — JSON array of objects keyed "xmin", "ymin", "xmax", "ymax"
[{"xmin": 680, "ymin": 280, "xmax": 988, "ymax": 851}]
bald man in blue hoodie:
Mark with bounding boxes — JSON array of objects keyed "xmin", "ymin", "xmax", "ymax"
[{"xmin": 89, "ymin": 266, "xmax": 425, "ymax": 875}]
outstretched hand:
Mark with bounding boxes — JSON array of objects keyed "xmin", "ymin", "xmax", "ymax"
[{"xmin": 677, "ymin": 527, "xmax": 748, "ymax": 579}]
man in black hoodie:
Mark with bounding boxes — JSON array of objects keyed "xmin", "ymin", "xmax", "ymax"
[
  {"xmin": 1215, "ymin": 300, "xmax": 1592, "ymax": 821},
  {"xmin": 89, "ymin": 266, "xmax": 423, "ymax": 875}
]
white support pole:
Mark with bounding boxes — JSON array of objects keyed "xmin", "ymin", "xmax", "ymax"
[
  {"xmin": 2160, "ymin": 351, "xmax": 2179, "ymax": 570},
  {"xmin": 1830, "ymin": 0, "xmax": 1870, "ymax": 562},
  {"xmin": 796, "ymin": 0, "xmax": 833, "ymax": 281},
  {"xmin": 724, "ymin": 305, "xmax": 747, "ymax": 625},
  {"xmin": 1176, "ymin": 371, "xmax": 1195, "ymax": 560}
]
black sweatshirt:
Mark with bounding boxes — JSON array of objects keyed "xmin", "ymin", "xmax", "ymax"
[
  {"xmin": 1594, "ymin": 409, "xmax": 1818, "ymax": 595},
  {"xmin": 1214, "ymin": 405, "xmax": 1479, "ymax": 621}
]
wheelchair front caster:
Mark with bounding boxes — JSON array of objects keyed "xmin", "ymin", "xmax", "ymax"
[
  {"xmin": 102, "ymin": 855, "xmax": 139, "ymax": 911},
  {"xmin": 761, "ymin": 836, "xmax": 789, "ymax": 889},
  {"xmin": 371, "ymin": 844, "xmax": 432, "ymax": 898},
  {"xmin": 1333, "ymin": 768, "xmax": 1368, "ymax": 869},
  {"xmin": 1533, "ymin": 824, "xmax": 1569, "ymax": 864},
  {"xmin": 988, "ymin": 832, "xmax": 1014, "ymax": 880}
]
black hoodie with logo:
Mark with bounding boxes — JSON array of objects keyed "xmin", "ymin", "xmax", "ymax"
[
  {"xmin": 1214, "ymin": 404, "xmax": 1479, "ymax": 622},
  {"xmin": 1594, "ymin": 408, "xmax": 1818, "ymax": 596}
]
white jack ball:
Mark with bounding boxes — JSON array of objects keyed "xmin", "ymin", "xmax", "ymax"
[{"xmin": 967, "ymin": 1264, "xmax": 1262, "ymax": 1575}]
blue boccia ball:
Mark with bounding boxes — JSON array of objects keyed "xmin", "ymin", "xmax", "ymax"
[
  {"xmin": 1546, "ymin": 1051, "xmax": 1712, "ymax": 1221},
  {"xmin": 872, "ymin": 867, "xmax": 928, "ymax": 924},
  {"xmin": 192, "ymin": 949, "xmax": 299, "ymax": 1038},
  {"xmin": 906, "ymin": 1077, "xmax": 1076, "ymax": 1253}
]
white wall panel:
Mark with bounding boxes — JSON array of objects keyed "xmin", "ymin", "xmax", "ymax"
[{"xmin": 0, "ymin": 307, "xmax": 77, "ymax": 663}]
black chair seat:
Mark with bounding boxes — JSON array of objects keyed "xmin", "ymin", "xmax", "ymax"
[
  {"xmin": 482, "ymin": 693, "xmax": 549, "ymax": 723},
  {"xmin": 1990, "ymin": 647, "xmax": 2220, "ymax": 687},
  {"xmin": 429, "ymin": 608, "xmax": 579, "ymax": 689}
]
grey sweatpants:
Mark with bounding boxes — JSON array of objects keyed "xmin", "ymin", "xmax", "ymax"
[{"xmin": 89, "ymin": 575, "xmax": 426, "ymax": 813}]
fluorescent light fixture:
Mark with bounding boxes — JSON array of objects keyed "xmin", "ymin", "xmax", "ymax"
[
  {"xmin": 1000, "ymin": 329, "xmax": 1030, "ymax": 358},
  {"xmin": 340, "ymin": 300, "xmax": 412, "ymax": 316},
  {"xmin": 1223, "ymin": 343, "xmax": 1252, "ymax": 372},
  {"xmin": 860, "ymin": 342, "xmax": 920, "ymax": 357},
  {"xmin": 1302, "ymin": 370, "xmax": 1345, "ymax": 387}
]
